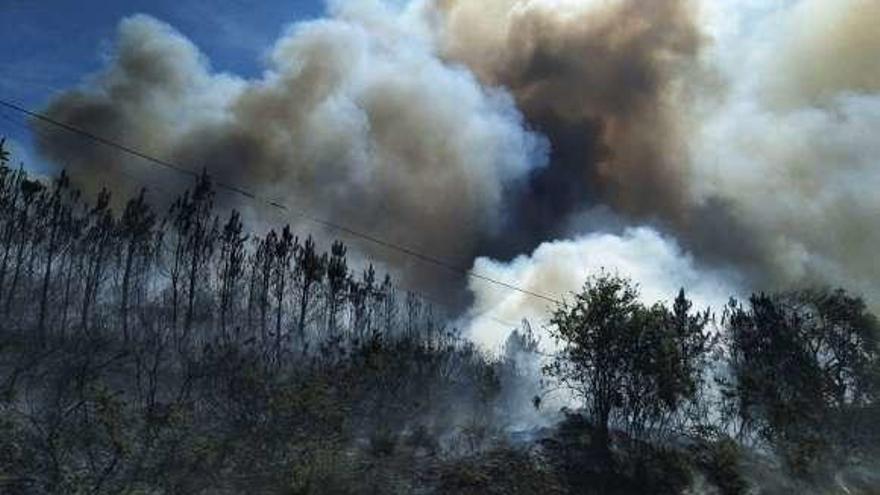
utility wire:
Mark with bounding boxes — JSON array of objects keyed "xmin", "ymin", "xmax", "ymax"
[
  {"xmin": 0, "ymin": 98, "xmax": 558, "ymax": 304},
  {"xmin": 0, "ymin": 98, "xmax": 561, "ymax": 309},
  {"xmin": 0, "ymin": 109, "xmax": 526, "ymax": 330}
]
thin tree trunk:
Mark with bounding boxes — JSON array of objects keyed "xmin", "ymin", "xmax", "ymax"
[
  {"xmin": 60, "ymin": 249, "xmax": 77, "ymax": 338},
  {"xmin": 120, "ymin": 243, "xmax": 134, "ymax": 342},
  {"xmin": 37, "ymin": 246, "xmax": 55, "ymax": 341},
  {"xmin": 185, "ymin": 246, "xmax": 199, "ymax": 337},
  {"xmin": 37, "ymin": 203, "xmax": 61, "ymax": 339},
  {"xmin": 275, "ymin": 269, "xmax": 286, "ymax": 359},
  {"xmin": 0, "ymin": 223, "xmax": 15, "ymax": 305},
  {"xmin": 298, "ymin": 281, "xmax": 311, "ymax": 348},
  {"xmin": 4, "ymin": 222, "xmax": 28, "ymax": 317}
]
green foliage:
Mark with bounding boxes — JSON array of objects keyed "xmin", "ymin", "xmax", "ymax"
[
  {"xmin": 545, "ymin": 273, "xmax": 711, "ymax": 446},
  {"xmin": 690, "ymin": 436, "xmax": 748, "ymax": 495},
  {"xmin": 720, "ymin": 289, "xmax": 880, "ymax": 472}
]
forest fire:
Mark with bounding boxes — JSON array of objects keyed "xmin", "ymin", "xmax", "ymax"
[{"xmin": 1, "ymin": 0, "xmax": 878, "ymax": 493}]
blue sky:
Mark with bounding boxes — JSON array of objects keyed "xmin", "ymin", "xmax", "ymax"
[{"xmin": 0, "ymin": 0, "xmax": 325, "ymax": 171}]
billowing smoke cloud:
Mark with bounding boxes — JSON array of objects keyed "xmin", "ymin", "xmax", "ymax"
[
  {"xmin": 32, "ymin": 0, "xmax": 880, "ymax": 335},
  {"xmin": 465, "ymin": 226, "xmax": 741, "ymax": 350},
  {"xmin": 430, "ymin": 0, "xmax": 704, "ymax": 255},
  {"xmin": 447, "ymin": 0, "xmax": 880, "ymax": 340},
  {"xmin": 35, "ymin": 8, "xmax": 547, "ymax": 297},
  {"xmin": 687, "ymin": 0, "xmax": 880, "ymax": 300}
]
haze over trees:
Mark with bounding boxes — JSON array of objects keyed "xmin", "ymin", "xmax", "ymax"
[
  {"xmin": 0, "ymin": 138, "xmax": 879, "ymax": 494},
  {"xmin": 719, "ymin": 290, "xmax": 880, "ymax": 472}
]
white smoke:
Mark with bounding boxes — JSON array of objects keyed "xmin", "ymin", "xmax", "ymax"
[
  {"xmin": 465, "ymin": 227, "xmax": 741, "ymax": 350},
  {"xmin": 687, "ymin": 0, "xmax": 880, "ymax": 301}
]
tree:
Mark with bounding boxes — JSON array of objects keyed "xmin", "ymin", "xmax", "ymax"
[
  {"xmin": 217, "ymin": 210, "xmax": 246, "ymax": 340},
  {"xmin": 79, "ymin": 188, "xmax": 114, "ymax": 334},
  {"xmin": 117, "ymin": 189, "xmax": 156, "ymax": 342},
  {"xmin": 325, "ymin": 241, "xmax": 348, "ymax": 336},
  {"xmin": 0, "ymin": 138, "xmax": 9, "ymax": 164},
  {"xmin": 272, "ymin": 225, "xmax": 295, "ymax": 362},
  {"xmin": 0, "ymin": 156, "xmax": 25, "ymax": 311},
  {"xmin": 55, "ymin": 185, "xmax": 86, "ymax": 337},
  {"xmin": 294, "ymin": 235, "xmax": 325, "ymax": 349},
  {"xmin": 36, "ymin": 171, "xmax": 72, "ymax": 338},
  {"xmin": 545, "ymin": 274, "xmax": 711, "ymax": 450},
  {"xmin": 183, "ymin": 170, "xmax": 218, "ymax": 338},
  {"xmin": 661, "ymin": 289, "xmax": 713, "ymax": 431},
  {"xmin": 3, "ymin": 175, "xmax": 44, "ymax": 319},
  {"xmin": 166, "ymin": 170, "xmax": 218, "ymax": 346},
  {"xmin": 253, "ymin": 230, "xmax": 276, "ymax": 344},
  {"xmin": 378, "ymin": 274, "xmax": 396, "ymax": 340},
  {"xmin": 720, "ymin": 289, "xmax": 880, "ymax": 471}
]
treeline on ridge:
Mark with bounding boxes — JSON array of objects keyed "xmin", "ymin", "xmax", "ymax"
[
  {"xmin": 1, "ymin": 137, "xmax": 880, "ymax": 494},
  {"xmin": 0, "ymin": 138, "xmax": 510, "ymax": 493},
  {"xmin": 545, "ymin": 273, "xmax": 880, "ymax": 491}
]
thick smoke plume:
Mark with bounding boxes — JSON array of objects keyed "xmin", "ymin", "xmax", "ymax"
[
  {"xmin": 687, "ymin": 0, "xmax": 880, "ymax": 300},
  {"xmin": 447, "ymin": 0, "xmax": 880, "ymax": 347},
  {"xmin": 33, "ymin": 0, "xmax": 880, "ymax": 341},
  {"xmin": 35, "ymin": 8, "xmax": 547, "ymax": 297},
  {"xmin": 431, "ymin": 0, "xmax": 703, "ymax": 255}
]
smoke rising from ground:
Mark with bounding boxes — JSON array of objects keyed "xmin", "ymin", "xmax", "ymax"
[
  {"xmin": 31, "ymin": 0, "xmax": 880, "ymax": 341},
  {"xmin": 465, "ymin": 227, "xmax": 740, "ymax": 349}
]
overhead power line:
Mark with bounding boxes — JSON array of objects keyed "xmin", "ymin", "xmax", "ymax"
[
  {"xmin": 0, "ymin": 108, "xmax": 528, "ymax": 332},
  {"xmin": 0, "ymin": 98, "xmax": 562, "ymax": 307}
]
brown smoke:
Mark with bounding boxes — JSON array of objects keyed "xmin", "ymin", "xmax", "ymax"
[
  {"xmin": 762, "ymin": 0, "xmax": 880, "ymax": 110},
  {"xmin": 434, "ymin": 0, "xmax": 702, "ymax": 221},
  {"xmin": 465, "ymin": 0, "xmax": 880, "ymax": 343}
]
